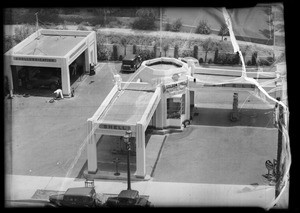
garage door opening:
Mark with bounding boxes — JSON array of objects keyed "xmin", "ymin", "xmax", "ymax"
[
  {"xmin": 11, "ymin": 65, "xmax": 61, "ymax": 97},
  {"xmin": 69, "ymin": 51, "xmax": 86, "ymax": 87}
]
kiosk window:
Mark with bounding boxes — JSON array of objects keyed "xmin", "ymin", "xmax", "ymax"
[
  {"xmin": 181, "ymin": 94, "xmax": 185, "ymax": 115},
  {"xmin": 167, "ymin": 98, "xmax": 181, "ymax": 119}
]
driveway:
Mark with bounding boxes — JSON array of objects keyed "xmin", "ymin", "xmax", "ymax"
[
  {"xmin": 5, "ymin": 62, "xmax": 134, "ymax": 178},
  {"xmin": 152, "ymin": 125, "xmax": 278, "ymax": 185}
]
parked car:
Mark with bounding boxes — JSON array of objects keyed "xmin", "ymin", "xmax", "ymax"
[
  {"xmin": 105, "ymin": 189, "xmax": 153, "ymax": 207},
  {"xmin": 121, "ymin": 54, "xmax": 142, "ymax": 72},
  {"xmin": 26, "ymin": 70, "xmax": 60, "ymax": 90},
  {"xmin": 48, "ymin": 187, "xmax": 102, "ymax": 208},
  {"xmin": 179, "ymin": 57, "xmax": 200, "ymax": 67}
]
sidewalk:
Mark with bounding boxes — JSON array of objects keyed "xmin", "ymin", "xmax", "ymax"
[{"xmin": 5, "ymin": 174, "xmax": 277, "ymax": 208}]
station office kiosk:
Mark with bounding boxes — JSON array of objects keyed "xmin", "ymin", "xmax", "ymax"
[{"xmin": 86, "ymin": 57, "xmax": 191, "ymax": 178}]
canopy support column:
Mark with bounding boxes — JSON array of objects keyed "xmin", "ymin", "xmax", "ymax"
[
  {"xmin": 61, "ymin": 58, "xmax": 71, "ymax": 96},
  {"xmin": 135, "ymin": 122, "xmax": 146, "ymax": 178},
  {"xmin": 87, "ymin": 120, "xmax": 98, "ymax": 174}
]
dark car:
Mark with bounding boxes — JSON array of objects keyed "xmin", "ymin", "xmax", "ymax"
[
  {"xmin": 121, "ymin": 54, "xmax": 142, "ymax": 72},
  {"xmin": 105, "ymin": 190, "xmax": 152, "ymax": 207},
  {"xmin": 26, "ymin": 70, "xmax": 60, "ymax": 90},
  {"xmin": 48, "ymin": 187, "xmax": 102, "ymax": 208}
]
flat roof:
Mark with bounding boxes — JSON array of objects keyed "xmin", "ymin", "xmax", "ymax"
[
  {"xmin": 15, "ymin": 34, "xmax": 85, "ymax": 56},
  {"xmin": 65, "ymin": 187, "xmax": 94, "ymax": 196},
  {"xmin": 98, "ymin": 90, "xmax": 155, "ymax": 125}
]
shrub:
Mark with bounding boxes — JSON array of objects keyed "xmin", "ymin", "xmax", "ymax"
[
  {"xmin": 235, "ymin": 52, "xmax": 240, "ymax": 64},
  {"xmin": 208, "ymin": 58, "xmax": 213, "ymax": 64},
  {"xmin": 246, "ymin": 60, "xmax": 252, "ymax": 66},
  {"xmin": 180, "ymin": 49, "xmax": 193, "ymax": 58},
  {"xmin": 163, "ymin": 44, "xmax": 169, "ymax": 57},
  {"xmin": 195, "ymin": 20, "xmax": 211, "ymax": 35},
  {"xmin": 165, "ymin": 20, "xmax": 171, "ymax": 31},
  {"xmin": 77, "ymin": 24, "xmax": 89, "ymax": 31},
  {"xmin": 174, "ymin": 45, "xmax": 179, "ymax": 58},
  {"xmin": 119, "ymin": 55, "xmax": 123, "ymax": 61},
  {"xmin": 258, "ymin": 57, "xmax": 275, "ymax": 66},
  {"xmin": 4, "ymin": 36, "xmax": 16, "ymax": 53},
  {"xmin": 131, "ymin": 17, "xmax": 156, "ymax": 30},
  {"xmin": 97, "ymin": 44, "xmax": 111, "ymax": 61},
  {"xmin": 199, "ymin": 58, "xmax": 204, "ymax": 64},
  {"xmin": 111, "ymin": 45, "xmax": 118, "ymax": 61},
  {"xmin": 193, "ymin": 45, "xmax": 198, "ymax": 60},
  {"xmin": 137, "ymin": 49, "xmax": 153, "ymax": 61},
  {"xmin": 13, "ymin": 24, "xmax": 36, "ymax": 44}
]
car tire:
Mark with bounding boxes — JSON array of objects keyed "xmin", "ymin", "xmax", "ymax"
[{"xmin": 50, "ymin": 83, "xmax": 57, "ymax": 91}]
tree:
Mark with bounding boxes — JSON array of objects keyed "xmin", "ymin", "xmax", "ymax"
[
  {"xmin": 174, "ymin": 45, "xmax": 179, "ymax": 58},
  {"xmin": 202, "ymin": 38, "xmax": 216, "ymax": 63},
  {"xmin": 214, "ymin": 48, "xmax": 219, "ymax": 64},
  {"xmin": 218, "ymin": 24, "xmax": 229, "ymax": 40},
  {"xmin": 195, "ymin": 20, "xmax": 211, "ymax": 35},
  {"xmin": 193, "ymin": 45, "xmax": 198, "ymax": 60},
  {"xmin": 120, "ymin": 37, "xmax": 128, "ymax": 56},
  {"xmin": 153, "ymin": 44, "xmax": 157, "ymax": 58},
  {"xmin": 132, "ymin": 8, "xmax": 157, "ymax": 30},
  {"xmin": 171, "ymin": 18, "xmax": 182, "ymax": 32},
  {"xmin": 133, "ymin": 44, "xmax": 137, "ymax": 54},
  {"xmin": 163, "ymin": 44, "xmax": 169, "ymax": 57},
  {"xmin": 251, "ymin": 51, "xmax": 258, "ymax": 66},
  {"xmin": 111, "ymin": 45, "xmax": 118, "ymax": 61}
]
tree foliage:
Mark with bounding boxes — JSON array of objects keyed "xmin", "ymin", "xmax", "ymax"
[
  {"xmin": 202, "ymin": 38, "xmax": 216, "ymax": 62},
  {"xmin": 218, "ymin": 24, "xmax": 229, "ymax": 40},
  {"xmin": 195, "ymin": 20, "xmax": 211, "ymax": 35}
]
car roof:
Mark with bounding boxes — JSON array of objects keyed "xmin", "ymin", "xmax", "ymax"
[
  {"xmin": 118, "ymin": 190, "xmax": 139, "ymax": 199},
  {"xmin": 64, "ymin": 187, "xmax": 94, "ymax": 196},
  {"xmin": 123, "ymin": 54, "xmax": 137, "ymax": 61}
]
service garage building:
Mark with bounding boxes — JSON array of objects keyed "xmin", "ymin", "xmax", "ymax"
[{"xmin": 4, "ymin": 29, "xmax": 97, "ymax": 96}]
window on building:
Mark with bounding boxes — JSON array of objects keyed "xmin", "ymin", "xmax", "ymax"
[{"xmin": 167, "ymin": 97, "xmax": 181, "ymax": 119}]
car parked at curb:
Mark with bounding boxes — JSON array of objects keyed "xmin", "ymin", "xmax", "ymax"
[
  {"xmin": 48, "ymin": 187, "xmax": 102, "ymax": 208},
  {"xmin": 121, "ymin": 54, "xmax": 142, "ymax": 72},
  {"xmin": 105, "ymin": 189, "xmax": 153, "ymax": 207}
]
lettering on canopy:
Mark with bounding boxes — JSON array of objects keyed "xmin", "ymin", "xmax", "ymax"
[
  {"xmin": 99, "ymin": 124, "xmax": 131, "ymax": 131},
  {"xmin": 163, "ymin": 80, "xmax": 188, "ymax": 96}
]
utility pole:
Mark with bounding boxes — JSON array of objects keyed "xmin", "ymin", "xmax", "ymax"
[
  {"xmin": 35, "ymin": 12, "xmax": 39, "ymax": 31},
  {"xmin": 160, "ymin": 7, "xmax": 162, "ymax": 57}
]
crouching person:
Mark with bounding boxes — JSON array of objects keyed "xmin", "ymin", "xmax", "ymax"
[{"xmin": 54, "ymin": 89, "xmax": 64, "ymax": 99}]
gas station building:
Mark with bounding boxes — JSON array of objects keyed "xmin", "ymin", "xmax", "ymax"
[
  {"xmin": 4, "ymin": 29, "xmax": 97, "ymax": 96},
  {"xmin": 87, "ymin": 58, "xmax": 191, "ymax": 178}
]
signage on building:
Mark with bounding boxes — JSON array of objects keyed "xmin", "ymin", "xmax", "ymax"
[
  {"xmin": 163, "ymin": 80, "xmax": 188, "ymax": 96},
  {"xmin": 99, "ymin": 124, "xmax": 130, "ymax": 131},
  {"xmin": 13, "ymin": 57, "xmax": 56, "ymax": 62}
]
